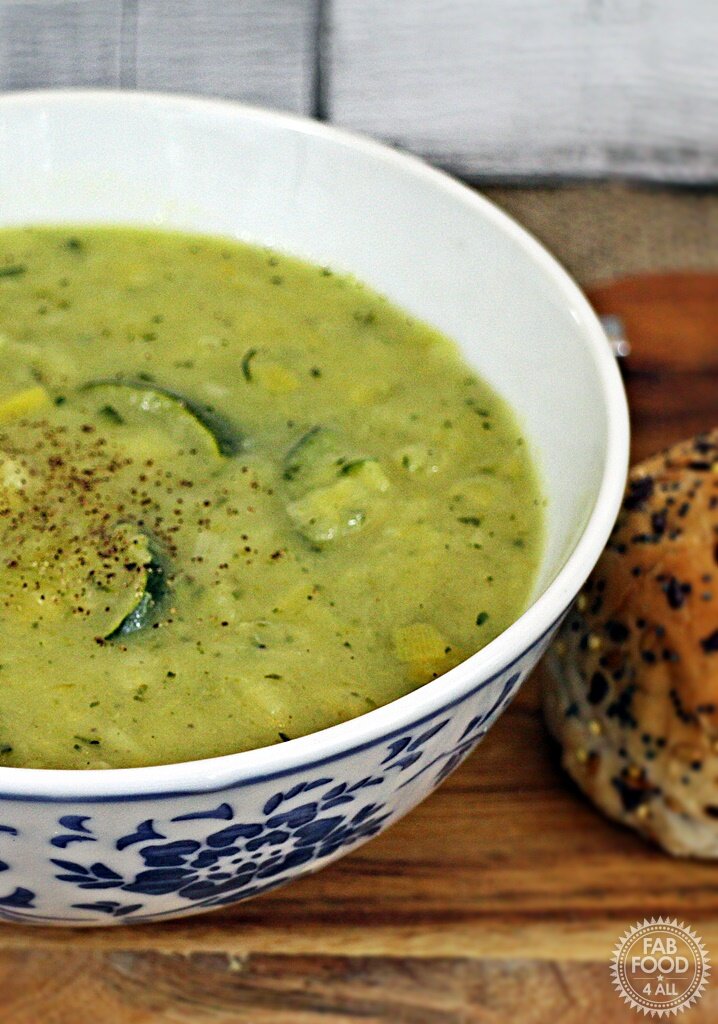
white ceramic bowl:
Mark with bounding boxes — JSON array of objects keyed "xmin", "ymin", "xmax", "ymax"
[{"xmin": 0, "ymin": 91, "xmax": 628, "ymax": 926}]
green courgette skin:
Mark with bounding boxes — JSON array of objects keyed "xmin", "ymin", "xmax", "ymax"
[
  {"xmin": 105, "ymin": 551, "xmax": 168, "ymax": 640},
  {"xmin": 283, "ymin": 426, "xmax": 376, "ymax": 491},
  {"xmin": 283, "ymin": 426, "xmax": 333, "ymax": 486},
  {"xmin": 177, "ymin": 392, "xmax": 244, "ymax": 457},
  {"xmin": 81, "ymin": 378, "xmax": 245, "ymax": 457},
  {"xmin": 282, "ymin": 426, "xmax": 389, "ymax": 546}
]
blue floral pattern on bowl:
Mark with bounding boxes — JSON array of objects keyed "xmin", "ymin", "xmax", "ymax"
[{"xmin": 0, "ymin": 627, "xmax": 556, "ymax": 925}]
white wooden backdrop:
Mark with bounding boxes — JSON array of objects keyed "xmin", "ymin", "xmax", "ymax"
[{"xmin": 0, "ymin": 0, "xmax": 716, "ymax": 182}]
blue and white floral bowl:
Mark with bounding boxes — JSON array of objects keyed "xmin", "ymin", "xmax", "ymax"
[{"xmin": 0, "ymin": 92, "xmax": 629, "ymax": 925}]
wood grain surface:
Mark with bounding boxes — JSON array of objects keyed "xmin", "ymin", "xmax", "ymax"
[
  {"xmin": 327, "ymin": 0, "xmax": 718, "ymax": 182},
  {"xmin": 0, "ymin": 0, "xmax": 123, "ymax": 90},
  {"xmin": 133, "ymin": 0, "xmax": 317, "ymax": 111},
  {"xmin": 0, "ymin": 0, "xmax": 317, "ymax": 114},
  {"xmin": 1, "ymin": 0, "xmax": 718, "ymax": 182},
  {"xmin": 588, "ymin": 273, "xmax": 718, "ymax": 462},
  {"xmin": 1, "ymin": 272, "xmax": 717, "ymax": 1021}
]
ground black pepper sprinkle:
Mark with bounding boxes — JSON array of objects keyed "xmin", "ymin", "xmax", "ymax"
[
  {"xmin": 623, "ymin": 476, "xmax": 655, "ymax": 511},
  {"xmin": 587, "ymin": 671, "xmax": 609, "ymax": 705},
  {"xmin": 701, "ymin": 630, "xmax": 718, "ymax": 654}
]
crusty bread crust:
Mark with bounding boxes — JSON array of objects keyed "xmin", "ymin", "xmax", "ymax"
[{"xmin": 545, "ymin": 430, "xmax": 718, "ymax": 857}]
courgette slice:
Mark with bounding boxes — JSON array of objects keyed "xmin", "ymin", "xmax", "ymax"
[
  {"xmin": 103, "ymin": 530, "xmax": 167, "ymax": 640},
  {"xmin": 77, "ymin": 381, "xmax": 244, "ymax": 458},
  {"xmin": 283, "ymin": 427, "xmax": 381, "ymax": 488},
  {"xmin": 286, "ymin": 464, "xmax": 390, "ymax": 545},
  {"xmin": 283, "ymin": 427, "xmax": 390, "ymax": 545},
  {"xmin": 286, "ymin": 480, "xmax": 367, "ymax": 545},
  {"xmin": 76, "ymin": 526, "xmax": 168, "ymax": 640},
  {"xmin": 0, "ymin": 521, "xmax": 168, "ymax": 640}
]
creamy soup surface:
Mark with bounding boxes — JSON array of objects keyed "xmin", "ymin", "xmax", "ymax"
[{"xmin": 0, "ymin": 228, "xmax": 543, "ymax": 768}]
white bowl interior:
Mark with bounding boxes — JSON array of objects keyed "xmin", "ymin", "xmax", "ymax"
[{"xmin": 0, "ymin": 93, "xmax": 615, "ymax": 606}]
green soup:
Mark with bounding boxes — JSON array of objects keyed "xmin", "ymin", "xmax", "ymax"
[{"xmin": 0, "ymin": 227, "xmax": 543, "ymax": 769}]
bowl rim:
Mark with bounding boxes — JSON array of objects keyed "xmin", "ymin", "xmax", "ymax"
[{"xmin": 0, "ymin": 88, "xmax": 630, "ymax": 799}]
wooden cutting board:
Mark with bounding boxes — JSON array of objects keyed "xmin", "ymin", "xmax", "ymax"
[{"xmin": 1, "ymin": 274, "xmax": 717, "ymax": 1023}]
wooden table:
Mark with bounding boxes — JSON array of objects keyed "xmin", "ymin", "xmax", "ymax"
[{"xmin": 1, "ymin": 273, "xmax": 716, "ymax": 1022}]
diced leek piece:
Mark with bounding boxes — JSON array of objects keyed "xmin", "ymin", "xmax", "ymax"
[
  {"xmin": 77, "ymin": 381, "xmax": 244, "ymax": 459},
  {"xmin": 253, "ymin": 361, "xmax": 300, "ymax": 394},
  {"xmin": 0, "ymin": 386, "xmax": 50, "ymax": 422},
  {"xmin": 392, "ymin": 623, "xmax": 448, "ymax": 663}
]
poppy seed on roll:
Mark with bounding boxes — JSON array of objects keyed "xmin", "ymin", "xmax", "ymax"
[{"xmin": 545, "ymin": 430, "xmax": 718, "ymax": 857}]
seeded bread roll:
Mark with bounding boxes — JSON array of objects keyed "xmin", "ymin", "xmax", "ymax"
[{"xmin": 545, "ymin": 430, "xmax": 718, "ymax": 857}]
